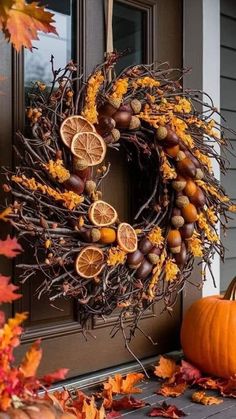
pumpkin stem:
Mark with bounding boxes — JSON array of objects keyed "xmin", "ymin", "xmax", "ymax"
[{"xmin": 223, "ymin": 276, "xmax": 236, "ymax": 300}]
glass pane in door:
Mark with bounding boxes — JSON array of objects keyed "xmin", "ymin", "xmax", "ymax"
[
  {"xmin": 24, "ymin": 0, "xmax": 73, "ymax": 87},
  {"xmin": 113, "ymin": 1, "xmax": 146, "ymax": 73}
]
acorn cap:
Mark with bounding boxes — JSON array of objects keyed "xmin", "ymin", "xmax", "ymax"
[
  {"xmin": 147, "ymin": 253, "xmax": 160, "ymax": 265},
  {"xmin": 170, "ymin": 245, "xmax": 181, "ymax": 254},
  {"xmin": 195, "ymin": 168, "xmax": 204, "ymax": 180},
  {"xmin": 156, "ymin": 126, "xmax": 168, "ymax": 141},
  {"xmin": 130, "ymin": 99, "xmax": 142, "ymax": 114},
  {"xmin": 171, "ymin": 215, "xmax": 185, "ymax": 228},
  {"xmin": 73, "ymin": 158, "xmax": 89, "ymax": 171},
  {"xmin": 129, "ymin": 115, "xmax": 141, "ymax": 130},
  {"xmin": 177, "ymin": 151, "xmax": 186, "ymax": 161},
  {"xmin": 176, "ymin": 195, "xmax": 190, "ymax": 208},
  {"xmin": 111, "ymin": 128, "xmax": 121, "ymax": 142},
  {"xmin": 91, "ymin": 228, "xmax": 101, "ymax": 242},
  {"xmin": 172, "ymin": 178, "xmax": 187, "ymax": 192},
  {"xmin": 108, "ymin": 97, "xmax": 122, "ymax": 109},
  {"xmin": 85, "ymin": 180, "xmax": 96, "ymax": 195}
]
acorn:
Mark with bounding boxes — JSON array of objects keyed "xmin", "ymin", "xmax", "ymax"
[
  {"xmin": 95, "ymin": 116, "xmax": 116, "ymax": 136},
  {"xmin": 113, "ymin": 110, "xmax": 132, "ymax": 129},
  {"xmin": 184, "ymin": 179, "xmax": 197, "ymax": 197},
  {"xmin": 79, "ymin": 227, "xmax": 101, "ymax": 243},
  {"xmin": 165, "ymin": 144, "xmax": 180, "ymax": 158},
  {"xmin": 171, "ymin": 215, "xmax": 185, "ymax": 229},
  {"xmin": 64, "ymin": 174, "xmax": 85, "ymax": 194},
  {"xmin": 135, "ymin": 259, "xmax": 153, "ymax": 279},
  {"xmin": 176, "ymin": 195, "xmax": 190, "ymax": 209},
  {"xmin": 156, "ymin": 126, "xmax": 168, "ymax": 141},
  {"xmin": 174, "ymin": 242, "xmax": 187, "ymax": 267},
  {"xmin": 85, "ymin": 180, "xmax": 96, "ymax": 195},
  {"xmin": 190, "ymin": 187, "xmax": 206, "ymax": 207},
  {"xmin": 185, "ymin": 150, "xmax": 200, "ymax": 168},
  {"xmin": 163, "ymin": 128, "xmax": 179, "ymax": 146},
  {"xmin": 167, "ymin": 229, "xmax": 182, "ymax": 253},
  {"xmin": 195, "ymin": 168, "xmax": 204, "ymax": 180},
  {"xmin": 181, "ymin": 203, "xmax": 198, "ymax": 223},
  {"xmin": 73, "ymin": 157, "xmax": 89, "ymax": 171},
  {"xmin": 111, "ymin": 128, "xmax": 121, "ymax": 142},
  {"xmin": 172, "ymin": 176, "xmax": 187, "ymax": 192},
  {"xmin": 176, "ymin": 151, "xmax": 196, "ymax": 178},
  {"xmin": 127, "ymin": 249, "xmax": 144, "ymax": 269},
  {"xmin": 139, "ymin": 237, "xmax": 153, "ymax": 254},
  {"xmin": 180, "ymin": 222, "xmax": 195, "ymax": 239},
  {"xmin": 91, "ymin": 228, "xmax": 102, "ymax": 242},
  {"xmin": 98, "ymin": 97, "xmax": 121, "ymax": 117},
  {"xmin": 129, "ymin": 116, "xmax": 141, "ymax": 130},
  {"xmin": 130, "ymin": 99, "xmax": 142, "ymax": 114}
]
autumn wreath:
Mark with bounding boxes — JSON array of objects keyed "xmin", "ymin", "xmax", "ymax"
[{"xmin": 2, "ymin": 57, "xmax": 235, "ymax": 338}]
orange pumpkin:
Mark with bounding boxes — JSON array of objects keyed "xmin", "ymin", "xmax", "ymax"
[{"xmin": 181, "ymin": 277, "xmax": 236, "ymax": 378}]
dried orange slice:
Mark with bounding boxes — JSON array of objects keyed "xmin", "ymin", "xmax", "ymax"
[
  {"xmin": 71, "ymin": 132, "xmax": 106, "ymax": 166},
  {"xmin": 88, "ymin": 200, "xmax": 117, "ymax": 227},
  {"xmin": 75, "ymin": 246, "xmax": 104, "ymax": 278},
  {"xmin": 117, "ymin": 223, "xmax": 138, "ymax": 253},
  {"xmin": 60, "ymin": 115, "xmax": 95, "ymax": 147}
]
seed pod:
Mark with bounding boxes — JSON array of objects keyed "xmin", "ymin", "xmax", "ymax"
[
  {"xmin": 64, "ymin": 174, "xmax": 85, "ymax": 194},
  {"xmin": 171, "ymin": 215, "xmax": 185, "ymax": 229},
  {"xmin": 113, "ymin": 110, "xmax": 132, "ymax": 129},
  {"xmin": 184, "ymin": 179, "xmax": 197, "ymax": 197},
  {"xmin": 172, "ymin": 176, "xmax": 187, "ymax": 192},
  {"xmin": 176, "ymin": 195, "xmax": 190, "ymax": 209},
  {"xmin": 135, "ymin": 259, "xmax": 153, "ymax": 279},
  {"xmin": 174, "ymin": 242, "xmax": 187, "ymax": 266},
  {"xmin": 127, "ymin": 249, "xmax": 144, "ymax": 269},
  {"xmin": 190, "ymin": 187, "xmax": 206, "ymax": 207},
  {"xmin": 180, "ymin": 223, "xmax": 195, "ymax": 239},
  {"xmin": 167, "ymin": 229, "xmax": 182, "ymax": 249},
  {"xmin": 177, "ymin": 154, "xmax": 197, "ymax": 178},
  {"xmin": 85, "ymin": 180, "xmax": 96, "ymax": 195},
  {"xmin": 111, "ymin": 128, "xmax": 121, "ymax": 142},
  {"xmin": 99, "ymin": 97, "xmax": 121, "ymax": 116},
  {"xmin": 165, "ymin": 144, "xmax": 180, "ymax": 158},
  {"xmin": 139, "ymin": 237, "xmax": 153, "ymax": 254},
  {"xmin": 181, "ymin": 203, "xmax": 198, "ymax": 223},
  {"xmin": 156, "ymin": 126, "xmax": 168, "ymax": 141},
  {"xmin": 130, "ymin": 99, "xmax": 142, "ymax": 114},
  {"xmin": 195, "ymin": 168, "xmax": 204, "ymax": 180},
  {"xmin": 95, "ymin": 116, "xmax": 116, "ymax": 136},
  {"xmin": 129, "ymin": 116, "xmax": 141, "ymax": 130}
]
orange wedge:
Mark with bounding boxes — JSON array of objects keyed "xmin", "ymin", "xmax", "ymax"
[
  {"xmin": 88, "ymin": 200, "xmax": 117, "ymax": 227},
  {"xmin": 117, "ymin": 223, "xmax": 138, "ymax": 253},
  {"xmin": 60, "ymin": 115, "xmax": 95, "ymax": 147},
  {"xmin": 71, "ymin": 132, "xmax": 106, "ymax": 166},
  {"xmin": 75, "ymin": 246, "xmax": 104, "ymax": 278}
]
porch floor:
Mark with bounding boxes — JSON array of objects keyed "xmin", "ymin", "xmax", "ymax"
[{"xmin": 118, "ymin": 377, "xmax": 236, "ymax": 418}]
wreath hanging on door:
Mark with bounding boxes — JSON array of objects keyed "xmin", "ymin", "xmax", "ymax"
[{"xmin": 2, "ymin": 56, "xmax": 235, "ymax": 339}]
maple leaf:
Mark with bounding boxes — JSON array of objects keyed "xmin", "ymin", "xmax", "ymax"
[
  {"xmin": 107, "ymin": 372, "xmax": 144, "ymax": 394},
  {"xmin": 197, "ymin": 377, "xmax": 221, "ymax": 390},
  {"xmin": 0, "ymin": 274, "xmax": 21, "ymax": 303},
  {"xmin": 148, "ymin": 402, "xmax": 187, "ymax": 418},
  {"xmin": 20, "ymin": 339, "xmax": 42, "ymax": 377},
  {"xmin": 0, "ymin": 0, "xmax": 57, "ymax": 51},
  {"xmin": 0, "ymin": 235, "xmax": 22, "ymax": 258},
  {"xmin": 220, "ymin": 375, "xmax": 236, "ymax": 398},
  {"xmin": 156, "ymin": 382, "xmax": 187, "ymax": 398},
  {"xmin": 154, "ymin": 356, "xmax": 179, "ymax": 379},
  {"xmin": 102, "ymin": 382, "xmax": 113, "ymax": 409},
  {"xmin": 42, "ymin": 368, "xmax": 69, "ymax": 385},
  {"xmin": 0, "ymin": 207, "xmax": 12, "ymax": 222},
  {"xmin": 82, "ymin": 397, "xmax": 105, "ymax": 419},
  {"xmin": 106, "ymin": 411, "xmax": 121, "ymax": 418},
  {"xmin": 192, "ymin": 391, "xmax": 223, "ymax": 405},
  {"xmin": 180, "ymin": 360, "xmax": 202, "ymax": 384},
  {"xmin": 112, "ymin": 395, "xmax": 147, "ymax": 410}
]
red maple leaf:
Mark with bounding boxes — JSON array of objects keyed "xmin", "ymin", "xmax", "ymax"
[
  {"xmin": 0, "ymin": 275, "xmax": 21, "ymax": 303},
  {"xmin": 220, "ymin": 375, "xmax": 236, "ymax": 398},
  {"xmin": 0, "ymin": 235, "xmax": 22, "ymax": 258},
  {"xmin": 148, "ymin": 402, "xmax": 187, "ymax": 418},
  {"xmin": 180, "ymin": 360, "xmax": 202, "ymax": 384},
  {"xmin": 42, "ymin": 368, "xmax": 69, "ymax": 385},
  {"xmin": 112, "ymin": 395, "xmax": 147, "ymax": 410},
  {"xmin": 106, "ymin": 411, "xmax": 122, "ymax": 418}
]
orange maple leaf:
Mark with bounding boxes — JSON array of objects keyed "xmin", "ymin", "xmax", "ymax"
[
  {"xmin": 156, "ymin": 382, "xmax": 187, "ymax": 398},
  {"xmin": 20, "ymin": 339, "xmax": 42, "ymax": 377},
  {"xmin": 0, "ymin": 0, "xmax": 57, "ymax": 51},
  {"xmin": 42, "ymin": 368, "xmax": 69, "ymax": 385},
  {"xmin": 0, "ymin": 235, "xmax": 22, "ymax": 258},
  {"xmin": 0, "ymin": 275, "xmax": 21, "ymax": 303},
  {"xmin": 192, "ymin": 391, "xmax": 223, "ymax": 405},
  {"xmin": 107, "ymin": 372, "xmax": 144, "ymax": 395},
  {"xmin": 154, "ymin": 356, "xmax": 179, "ymax": 379},
  {"xmin": 82, "ymin": 397, "xmax": 105, "ymax": 419}
]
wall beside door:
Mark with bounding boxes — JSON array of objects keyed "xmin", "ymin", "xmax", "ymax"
[{"xmin": 220, "ymin": 0, "xmax": 236, "ymax": 291}]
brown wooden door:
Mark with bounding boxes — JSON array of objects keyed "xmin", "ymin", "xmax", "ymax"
[{"xmin": 0, "ymin": 0, "xmax": 182, "ymax": 379}]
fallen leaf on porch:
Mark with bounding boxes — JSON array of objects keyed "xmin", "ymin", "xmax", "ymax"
[
  {"xmin": 107, "ymin": 372, "xmax": 144, "ymax": 394},
  {"xmin": 156, "ymin": 382, "xmax": 187, "ymax": 397},
  {"xmin": 106, "ymin": 411, "xmax": 121, "ymax": 418},
  {"xmin": 20, "ymin": 339, "xmax": 42, "ymax": 377},
  {"xmin": 102, "ymin": 382, "xmax": 113, "ymax": 409},
  {"xmin": 180, "ymin": 360, "xmax": 202, "ymax": 384},
  {"xmin": 112, "ymin": 395, "xmax": 147, "ymax": 410},
  {"xmin": 196, "ymin": 377, "xmax": 221, "ymax": 390},
  {"xmin": 82, "ymin": 397, "xmax": 105, "ymax": 419},
  {"xmin": 0, "ymin": 235, "xmax": 22, "ymax": 258},
  {"xmin": 219, "ymin": 375, "xmax": 236, "ymax": 398},
  {"xmin": 148, "ymin": 402, "xmax": 187, "ymax": 418},
  {"xmin": 192, "ymin": 391, "xmax": 223, "ymax": 405},
  {"xmin": 0, "ymin": 0, "xmax": 57, "ymax": 51},
  {"xmin": 0, "ymin": 207, "xmax": 12, "ymax": 222},
  {"xmin": 154, "ymin": 356, "xmax": 179, "ymax": 379},
  {"xmin": 42, "ymin": 367, "xmax": 69, "ymax": 385},
  {"xmin": 0, "ymin": 274, "xmax": 21, "ymax": 303}
]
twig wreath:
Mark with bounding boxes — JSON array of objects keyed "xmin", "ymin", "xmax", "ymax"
[{"xmin": 2, "ymin": 56, "xmax": 236, "ymax": 343}]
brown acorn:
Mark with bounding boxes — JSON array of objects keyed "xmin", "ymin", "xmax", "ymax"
[
  {"xmin": 113, "ymin": 110, "xmax": 132, "ymax": 129},
  {"xmin": 64, "ymin": 174, "xmax": 84, "ymax": 194},
  {"xmin": 95, "ymin": 116, "xmax": 116, "ymax": 136},
  {"xmin": 130, "ymin": 99, "xmax": 142, "ymax": 114},
  {"xmin": 165, "ymin": 144, "xmax": 180, "ymax": 158},
  {"xmin": 181, "ymin": 203, "xmax": 198, "ymax": 223},
  {"xmin": 156, "ymin": 126, "xmax": 168, "ymax": 141},
  {"xmin": 172, "ymin": 176, "xmax": 187, "ymax": 192},
  {"xmin": 171, "ymin": 215, "xmax": 185, "ymax": 229},
  {"xmin": 98, "ymin": 97, "xmax": 121, "ymax": 117},
  {"xmin": 139, "ymin": 237, "xmax": 153, "ymax": 254},
  {"xmin": 184, "ymin": 179, "xmax": 197, "ymax": 197},
  {"xmin": 174, "ymin": 242, "xmax": 187, "ymax": 267},
  {"xmin": 190, "ymin": 187, "xmax": 206, "ymax": 207},
  {"xmin": 135, "ymin": 259, "xmax": 153, "ymax": 279},
  {"xmin": 163, "ymin": 129, "xmax": 179, "ymax": 146},
  {"xmin": 185, "ymin": 150, "xmax": 200, "ymax": 168},
  {"xmin": 127, "ymin": 249, "xmax": 144, "ymax": 269},
  {"xmin": 167, "ymin": 229, "xmax": 182, "ymax": 252},
  {"xmin": 176, "ymin": 151, "xmax": 196, "ymax": 178},
  {"xmin": 180, "ymin": 223, "xmax": 195, "ymax": 239},
  {"xmin": 176, "ymin": 195, "xmax": 190, "ymax": 209}
]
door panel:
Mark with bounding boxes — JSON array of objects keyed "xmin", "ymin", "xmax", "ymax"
[{"xmin": 0, "ymin": 0, "xmax": 183, "ymax": 379}]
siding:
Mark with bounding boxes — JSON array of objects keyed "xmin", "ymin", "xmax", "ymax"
[{"xmin": 220, "ymin": 0, "xmax": 236, "ymax": 291}]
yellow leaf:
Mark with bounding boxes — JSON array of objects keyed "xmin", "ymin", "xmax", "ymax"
[
  {"xmin": 20, "ymin": 339, "xmax": 42, "ymax": 377},
  {"xmin": 107, "ymin": 372, "xmax": 144, "ymax": 394},
  {"xmin": 154, "ymin": 356, "xmax": 179, "ymax": 379},
  {"xmin": 192, "ymin": 391, "xmax": 223, "ymax": 405},
  {"xmin": 0, "ymin": 207, "xmax": 12, "ymax": 222}
]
